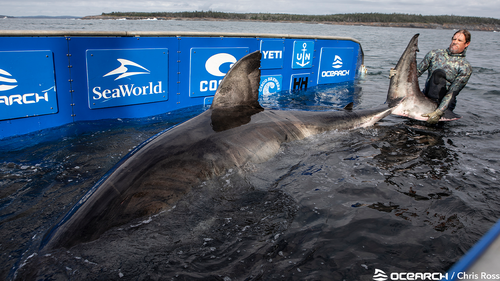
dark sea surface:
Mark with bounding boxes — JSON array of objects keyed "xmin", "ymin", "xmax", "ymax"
[{"xmin": 1, "ymin": 18, "xmax": 500, "ymax": 280}]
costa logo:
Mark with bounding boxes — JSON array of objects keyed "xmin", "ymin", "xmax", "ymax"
[
  {"xmin": 205, "ymin": 53, "xmax": 237, "ymax": 77},
  {"xmin": 190, "ymin": 47, "xmax": 249, "ymax": 97}
]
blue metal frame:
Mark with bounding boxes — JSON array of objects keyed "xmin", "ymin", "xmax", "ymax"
[{"xmin": 0, "ymin": 33, "xmax": 363, "ymax": 139}]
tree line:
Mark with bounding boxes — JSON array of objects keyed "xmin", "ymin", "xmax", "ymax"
[{"xmin": 101, "ymin": 11, "xmax": 500, "ymax": 25}]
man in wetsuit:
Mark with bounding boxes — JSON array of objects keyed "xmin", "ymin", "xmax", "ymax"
[{"xmin": 391, "ymin": 30, "xmax": 473, "ymax": 124}]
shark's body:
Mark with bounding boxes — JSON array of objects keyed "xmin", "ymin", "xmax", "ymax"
[{"xmin": 42, "ymin": 34, "xmax": 441, "ymax": 250}]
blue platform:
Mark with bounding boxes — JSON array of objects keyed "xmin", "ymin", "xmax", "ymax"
[{"xmin": 0, "ymin": 31, "xmax": 364, "ymax": 139}]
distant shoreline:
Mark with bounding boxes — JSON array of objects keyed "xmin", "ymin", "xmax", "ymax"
[{"xmin": 81, "ymin": 14, "xmax": 500, "ymax": 32}]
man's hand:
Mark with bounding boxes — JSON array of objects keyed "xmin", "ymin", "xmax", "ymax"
[
  {"xmin": 389, "ymin": 68, "xmax": 397, "ymax": 78},
  {"xmin": 422, "ymin": 109, "xmax": 444, "ymax": 124}
]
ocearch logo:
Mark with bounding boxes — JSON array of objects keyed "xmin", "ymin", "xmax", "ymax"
[
  {"xmin": 321, "ymin": 55, "xmax": 349, "ymax": 77},
  {"xmin": 332, "ymin": 55, "xmax": 343, "ymax": 69},
  {"xmin": 0, "ymin": 68, "xmax": 50, "ymax": 106},
  {"xmin": 0, "ymin": 68, "xmax": 18, "ymax": 92},
  {"xmin": 373, "ymin": 269, "xmax": 449, "ymax": 280},
  {"xmin": 374, "ymin": 269, "xmax": 388, "ymax": 281}
]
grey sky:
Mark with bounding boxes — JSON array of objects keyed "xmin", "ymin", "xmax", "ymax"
[{"xmin": 1, "ymin": 0, "xmax": 499, "ymax": 19}]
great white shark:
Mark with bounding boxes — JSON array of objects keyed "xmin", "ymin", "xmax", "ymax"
[{"xmin": 41, "ymin": 33, "xmax": 445, "ymax": 250}]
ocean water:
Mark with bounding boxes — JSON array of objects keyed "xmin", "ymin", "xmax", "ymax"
[{"xmin": 1, "ymin": 18, "xmax": 500, "ymax": 280}]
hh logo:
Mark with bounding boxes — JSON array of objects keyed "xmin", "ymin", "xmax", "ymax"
[
  {"xmin": 86, "ymin": 48, "xmax": 169, "ymax": 109},
  {"xmin": 292, "ymin": 41, "xmax": 314, "ymax": 69},
  {"xmin": 290, "ymin": 73, "xmax": 310, "ymax": 91},
  {"xmin": 190, "ymin": 47, "xmax": 249, "ymax": 97}
]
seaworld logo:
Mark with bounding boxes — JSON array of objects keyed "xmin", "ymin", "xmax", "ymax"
[
  {"xmin": 86, "ymin": 48, "xmax": 169, "ymax": 109},
  {"xmin": 103, "ymin": 59, "xmax": 150, "ymax": 81},
  {"xmin": 92, "ymin": 82, "xmax": 164, "ymax": 101},
  {"xmin": 92, "ymin": 58, "xmax": 164, "ymax": 101}
]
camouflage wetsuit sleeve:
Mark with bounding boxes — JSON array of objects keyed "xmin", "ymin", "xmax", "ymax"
[
  {"xmin": 447, "ymin": 59, "xmax": 473, "ymax": 97},
  {"xmin": 417, "ymin": 50, "xmax": 434, "ymax": 77},
  {"xmin": 417, "ymin": 48, "xmax": 473, "ymax": 110}
]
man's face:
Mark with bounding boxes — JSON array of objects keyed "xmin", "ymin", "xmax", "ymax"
[{"xmin": 449, "ymin": 33, "xmax": 470, "ymax": 54}]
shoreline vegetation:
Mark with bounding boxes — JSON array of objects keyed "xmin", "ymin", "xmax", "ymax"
[{"xmin": 82, "ymin": 11, "xmax": 500, "ymax": 31}]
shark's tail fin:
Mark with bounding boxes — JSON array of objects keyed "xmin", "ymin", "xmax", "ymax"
[{"xmin": 386, "ymin": 34, "xmax": 461, "ymax": 122}]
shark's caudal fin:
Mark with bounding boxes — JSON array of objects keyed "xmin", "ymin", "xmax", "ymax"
[
  {"xmin": 387, "ymin": 34, "xmax": 461, "ymax": 122},
  {"xmin": 211, "ymin": 51, "xmax": 263, "ymax": 110}
]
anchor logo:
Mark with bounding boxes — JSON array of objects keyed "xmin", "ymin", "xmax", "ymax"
[
  {"xmin": 292, "ymin": 41, "xmax": 314, "ymax": 69},
  {"xmin": 296, "ymin": 43, "xmax": 311, "ymax": 67}
]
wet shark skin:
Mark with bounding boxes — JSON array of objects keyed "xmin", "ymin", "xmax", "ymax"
[{"xmin": 42, "ymin": 38, "xmax": 432, "ymax": 250}]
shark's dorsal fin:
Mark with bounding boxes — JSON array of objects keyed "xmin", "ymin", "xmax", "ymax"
[
  {"xmin": 344, "ymin": 102, "xmax": 354, "ymax": 111},
  {"xmin": 210, "ymin": 51, "xmax": 263, "ymax": 110}
]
